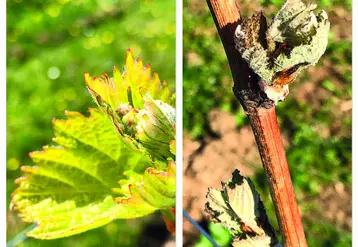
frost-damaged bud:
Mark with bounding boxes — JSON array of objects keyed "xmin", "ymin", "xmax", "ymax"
[
  {"xmin": 234, "ymin": 0, "xmax": 330, "ymax": 103},
  {"xmin": 206, "ymin": 170, "xmax": 279, "ymax": 246},
  {"xmin": 85, "ymin": 49, "xmax": 175, "ymax": 161}
]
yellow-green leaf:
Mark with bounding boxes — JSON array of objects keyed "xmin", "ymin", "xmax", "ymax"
[{"xmin": 11, "ymin": 109, "xmax": 175, "ymax": 239}]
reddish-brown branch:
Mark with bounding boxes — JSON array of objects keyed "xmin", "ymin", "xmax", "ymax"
[{"xmin": 206, "ymin": 0, "xmax": 308, "ymax": 246}]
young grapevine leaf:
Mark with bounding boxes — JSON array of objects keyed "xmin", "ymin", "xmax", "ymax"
[
  {"xmin": 11, "ymin": 51, "xmax": 176, "ymax": 239},
  {"xmin": 11, "ymin": 109, "xmax": 175, "ymax": 239}
]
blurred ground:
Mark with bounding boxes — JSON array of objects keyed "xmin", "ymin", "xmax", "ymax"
[
  {"xmin": 183, "ymin": 0, "xmax": 351, "ymax": 246},
  {"xmin": 183, "ymin": 109, "xmax": 351, "ymax": 245}
]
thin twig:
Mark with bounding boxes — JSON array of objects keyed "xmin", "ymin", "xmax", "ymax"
[
  {"xmin": 6, "ymin": 224, "xmax": 35, "ymax": 247},
  {"xmin": 183, "ymin": 210, "xmax": 220, "ymax": 247},
  {"xmin": 205, "ymin": 0, "xmax": 308, "ymax": 246}
]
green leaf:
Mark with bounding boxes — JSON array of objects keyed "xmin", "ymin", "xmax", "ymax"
[
  {"xmin": 11, "ymin": 109, "xmax": 175, "ymax": 239},
  {"xmin": 115, "ymin": 162, "xmax": 176, "ymax": 210},
  {"xmin": 85, "ymin": 49, "xmax": 173, "ymax": 111}
]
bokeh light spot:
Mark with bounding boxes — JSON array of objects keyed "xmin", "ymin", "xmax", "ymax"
[
  {"xmin": 47, "ymin": 67, "xmax": 61, "ymax": 80},
  {"xmin": 32, "ymin": 13, "xmax": 43, "ymax": 23},
  {"xmin": 46, "ymin": 4, "xmax": 61, "ymax": 17},
  {"xmin": 155, "ymin": 42, "xmax": 168, "ymax": 51},
  {"xmin": 56, "ymin": 100, "xmax": 68, "ymax": 112},
  {"xmin": 30, "ymin": 95, "xmax": 41, "ymax": 106},
  {"xmin": 83, "ymin": 40, "xmax": 92, "ymax": 50},
  {"xmin": 69, "ymin": 25, "xmax": 81, "ymax": 36},
  {"xmin": 97, "ymin": 0, "xmax": 117, "ymax": 12},
  {"xmin": 102, "ymin": 31, "xmax": 114, "ymax": 44},
  {"xmin": 72, "ymin": 0, "xmax": 83, "ymax": 6},
  {"xmin": 7, "ymin": 158, "xmax": 20, "ymax": 171},
  {"xmin": 89, "ymin": 35, "xmax": 101, "ymax": 47},
  {"xmin": 83, "ymin": 28, "xmax": 95, "ymax": 37}
]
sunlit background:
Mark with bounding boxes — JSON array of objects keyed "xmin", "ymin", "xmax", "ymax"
[
  {"xmin": 6, "ymin": 0, "xmax": 175, "ymax": 246},
  {"xmin": 183, "ymin": 0, "xmax": 351, "ymax": 246}
]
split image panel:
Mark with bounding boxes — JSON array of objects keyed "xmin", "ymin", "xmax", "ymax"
[
  {"xmin": 6, "ymin": 1, "xmax": 176, "ymax": 246},
  {"xmin": 5, "ymin": 0, "xmax": 352, "ymax": 246}
]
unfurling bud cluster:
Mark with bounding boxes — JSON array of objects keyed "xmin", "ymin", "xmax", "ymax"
[{"xmin": 85, "ymin": 50, "xmax": 175, "ymax": 161}]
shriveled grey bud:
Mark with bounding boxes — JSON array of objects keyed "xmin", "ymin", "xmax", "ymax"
[{"xmin": 234, "ymin": 0, "xmax": 330, "ymax": 103}]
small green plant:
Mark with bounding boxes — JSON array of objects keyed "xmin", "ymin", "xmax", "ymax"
[
  {"xmin": 11, "ymin": 50, "xmax": 176, "ymax": 239},
  {"xmin": 194, "ymin": 223, "xmax": 231, "ymax": 247}
]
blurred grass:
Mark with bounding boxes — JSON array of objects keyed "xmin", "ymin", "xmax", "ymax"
[
  {"xmin": 184, "ymin": 0, "xmax": 351, "ymax": 246},
  {"xmin": 6, "ymin": 0, "xmax": 174, "ymax": 245}
]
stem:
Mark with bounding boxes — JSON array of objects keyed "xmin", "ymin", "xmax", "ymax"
[
  {"xmin": 183, "ymin": 210, "xmax": 220, "ymax": 247},
  {"xmin": 6, "ymin": 224, "xmax": 36, "ymax": 247},
  {"xmin": 205, "ymin": 0, "xmax": 308, "ymax": 246},
  {"xmin": 246, "ymin": 106, "xmax": 307, "ymax": 247},
  {"xmin": 161, "ymin": 207, "xmax": 176, "ymax": 233}
]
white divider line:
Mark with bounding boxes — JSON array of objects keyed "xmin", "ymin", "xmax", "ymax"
[{"xmin": 175, "ymin": 0, "xmax": 183, "ymax": 245}]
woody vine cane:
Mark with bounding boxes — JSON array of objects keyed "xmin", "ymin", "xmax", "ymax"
[{"xmin": 205, "ymin": 0, "xmax": 329, "ymax": 246}]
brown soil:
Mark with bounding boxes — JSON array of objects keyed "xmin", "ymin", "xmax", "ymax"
[
  {"xmin": 183, "ymin": 109, "xmax": 262, "ymax": 243},
  {"xmin": 304, "ymin": 184, "xmax": 352, "ymax": 231},
  {"xmin": 183, "ymin": 109, "xmax": 352, "ymax": 245}
]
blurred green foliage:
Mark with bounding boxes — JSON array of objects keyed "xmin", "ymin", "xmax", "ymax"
[
  {"xmin": 258, "ymin": 0, "xmax": 351, "ymax": 8},
  {"xmin": 184, "ymin": 0, "xmax": 351, "ymax": 246},
  {"xmin": 8, "ymin": 217, "xmax": 159, "ymax": 247},
  {"xmin": 193, "ymin": 223, "xmax": 231, "ymax": 247},
  {"xmin": 7, "ymin": 0, "xmax": 174, "ymax": 245}
]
